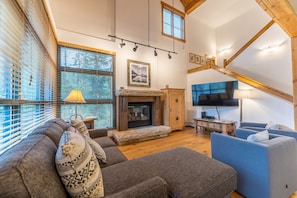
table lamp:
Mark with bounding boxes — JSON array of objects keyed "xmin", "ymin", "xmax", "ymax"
[{"xmin": 63, "ymin": 90, "xmax": 86, "ymax": 120}]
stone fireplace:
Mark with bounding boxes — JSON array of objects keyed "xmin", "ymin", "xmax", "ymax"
[{"xmin": 115, "ymin": 89, "xmax": 163, "ymax": 131}]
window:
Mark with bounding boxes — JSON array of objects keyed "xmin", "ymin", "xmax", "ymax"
[
  {"xmin": 57, "ymin": 45, "xmax": 115, "ymax": 129},
  {"xmin": 0, "ymin": 0, "xmax": 56, "ymax": 155},
  {"xmin": 162, "ymin": 2, "xmax": 185, "ymax": 42}
]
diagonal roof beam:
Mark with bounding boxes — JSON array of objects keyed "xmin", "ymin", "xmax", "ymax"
[
  {"xmin": 256, "ymin": 0, "xmax": 297, "ymax": 37},
  {"xmin": 187, "ymin": 63, "xmax": 293, "ymax": 103},
  {"xmin": 180, "ymin": 0, "xmax": 206, "ymax": 14}
]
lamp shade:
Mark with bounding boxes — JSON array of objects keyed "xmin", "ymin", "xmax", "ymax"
[
  {"xmin": 63, "ymin": 90, "xmax": 86, "ymax": 103},
  {"xmin": 233, "ymin": 89, "xmax": 251, "ymax": 99}
]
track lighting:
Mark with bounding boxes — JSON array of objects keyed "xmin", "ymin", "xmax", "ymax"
[
  {"xmin": 133, "ymin": 43, "xmax": 138, "ymax": 52},
  {"xmin": 108, "ymin": 35, "xmax": 177, "ymax": 56},
  {"xmin": 168, "ymin": 52, "xmax": 172, "ymax": 59},
  {"xmin": 118, "ymin": 39, "xmax": 126, "ymax": 48}
]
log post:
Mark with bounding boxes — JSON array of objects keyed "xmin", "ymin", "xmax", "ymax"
[{"xmin": 292, "ymin": 37, "xmax": 297, "ymax": 130}]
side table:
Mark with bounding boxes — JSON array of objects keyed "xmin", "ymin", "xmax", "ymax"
[{"xmin": 83, "ymin": 116, "xmax": 97, "ymax": 129}]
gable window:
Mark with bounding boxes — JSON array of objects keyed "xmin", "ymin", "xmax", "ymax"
[
  {"xmin": 57, "ymin": 45, "xmax": 115, "ymax": 129},
  {"xmin": 162, "ymin": 2, "xmax": 185, "ymax": 42}
]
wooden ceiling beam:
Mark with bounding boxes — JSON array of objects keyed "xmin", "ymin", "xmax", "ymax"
[
  {"xmin": 256, "ymin": 0, "xmax": 297, "ymax": 37},
  {"xmin": 180, "ymin": 0, "xmax": 206, "ymax": 14},
  {"xmin": 187, "ymin": 63, "xmax": 293, "ymax": 103}
]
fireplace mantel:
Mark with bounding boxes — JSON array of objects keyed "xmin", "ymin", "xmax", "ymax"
[
  {"xmin": 116, "ymin": 89, "xmax": 162, "ymax": 131},
  {"xmin": 116, "ymin": 89, "xmax": 163, "ymax": 96}
]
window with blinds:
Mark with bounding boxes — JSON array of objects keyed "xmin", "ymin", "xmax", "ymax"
[
  {"xmin": 0, "ymin": 0, "xmax": 56, "ymax": 155},
  {"xmin": 57, "ymin": 45, "xmax": 115, "ymax": 129}
]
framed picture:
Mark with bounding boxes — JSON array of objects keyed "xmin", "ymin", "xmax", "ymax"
[
  {"xmin": 200, "ymin": 56, "xmax": 206, "ymax": 65},
  {"xmin": 127, "ymin": 59, "xmax": 150, "ymax": 87},
  {"xmin": 195, "ymin": 55, "xmax": 201, "ymax": 64},
  {"xmin": 189, "ymin": 53, "xmax": 195, "ymax": 63}
]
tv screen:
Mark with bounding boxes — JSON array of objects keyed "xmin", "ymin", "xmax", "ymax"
[{"xmin": 192, "ymin": 81, "xmax": 239, "ymax": 106}]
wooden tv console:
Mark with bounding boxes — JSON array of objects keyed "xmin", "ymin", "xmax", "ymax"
[{"xmin": 193, "ymin": 118, "xmax": 237, "ymax": 135}]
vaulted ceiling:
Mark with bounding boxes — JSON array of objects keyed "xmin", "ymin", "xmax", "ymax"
[{"xmin": 181, "ymin": 0, "xmax": 297, "ymax": 37}]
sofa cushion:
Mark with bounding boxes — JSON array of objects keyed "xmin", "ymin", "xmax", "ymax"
[
  {"xmin": 247, "ymin": 130, "xmax": 269, "ymax": 142},
  {"xmin": 56, "ymin": 131, "xmax": 104, "ymax": 198},
  {"xmin": 102, "ymin": 147, "xmax": 236, "ymax": 198},
  {"xmin": 93, "ymin": 137, "xmax": 117, "ymax": 148},
  {"xmin": 30, "ymin": 120, "xmax": 65, "ymax": 146},
  {"xmin": 105, "ymin": 176, "xmax": 168, "ymax": 198},
  {"xmin": 100, "ymin": 146, "xmax": 128, "ymax": 168},
  {"xmin": 71, "ymin": 119, "xmax": 90, "ymax": 136},
  {"xmin": 0, "ymin": 135, "xmax": 68, "ymax": 197}
]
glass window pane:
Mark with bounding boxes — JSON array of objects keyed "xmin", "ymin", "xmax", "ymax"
[
  {"xmin": 59, "ymin": 47, "xmax": 113, "ymax": 72},
  {"xmin": 61, "ymin": 72, "xmax": 112, "ymax": 100},
  {"xmin": 61, "ymin": 104, "xmax": 113, "ymax": 128}
]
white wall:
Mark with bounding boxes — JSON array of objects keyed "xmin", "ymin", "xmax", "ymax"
[
  {"xmin": 186, "ymin": 5, "xmax": 294, "ymax": 129},
  {"xmin": 55, "ymin": 0, "xmax": 189, "ymax": 91},
  {"xmin": 52, "ymin": 0, "xmax": 295, "ymax": 129}
]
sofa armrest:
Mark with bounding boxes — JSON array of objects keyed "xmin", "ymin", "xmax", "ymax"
[
  {"xmin": 89, "ymin": 128, "xmax": 107, "ymax": 138},
  {"xmin": 105, "ymin": 176, "xmax": 168, "ymax": 198}
]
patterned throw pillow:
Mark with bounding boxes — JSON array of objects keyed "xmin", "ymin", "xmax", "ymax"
[
  {"xmin": 71, "ymin": 119, "xmax": 89, "ymax": 136},
  {"xmin": 55, "ymin": 131, "xmax": 104, "ymax": 198}
]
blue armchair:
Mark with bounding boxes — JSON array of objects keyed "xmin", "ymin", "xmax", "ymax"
[{"xmin": 211, "ymin": 129, "xmax": 297, "ymax": 198}]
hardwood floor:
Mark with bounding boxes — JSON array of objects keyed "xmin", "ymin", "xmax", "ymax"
[{"xmin": 117, "ymin": 127, "xmax": 297, "ymax": 198}]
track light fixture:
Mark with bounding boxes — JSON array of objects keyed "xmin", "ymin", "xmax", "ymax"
[
  {"xmin": 133, "ymin": 43, "xmax": 138, "ymax": 52},
  {"xmin": 108, "ymin": 35, "xmax": 177, "ymax": 58},
  {"xmin": 118, "ymin": 39, "xmax": 126, "ymax": 48}
]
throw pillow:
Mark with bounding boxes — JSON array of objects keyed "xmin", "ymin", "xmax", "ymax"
[
  {"xmin": 55, "ymin": 131, "xmax": 104, "ymax": 198},
  {"xmin": 85, "ymin": 135, "xmax": 107, "ymax": 164},
  {"xmin": 247, "ymin": 130, "xmax": 269, "ymax": 142},
  {"xmin": 71, "ymin": 119, "xmax": 89, "ymax": 136},
  {"xmin": 265, "ymin": 121, "xmax": 276, "ymax": 129}
]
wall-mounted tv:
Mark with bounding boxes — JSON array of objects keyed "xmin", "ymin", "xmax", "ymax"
[{"xmin": 192, "ymin": 80, "xmax": 239, "ymax": 106}]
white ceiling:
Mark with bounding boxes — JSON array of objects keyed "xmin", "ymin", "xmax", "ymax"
[
  {"xmin": 46, "ymin": 0, "xmax": 297, "ymax": 38},
  {"xmin": 190, "ymin": 0, "xmax": 258, "ymax": 28}
]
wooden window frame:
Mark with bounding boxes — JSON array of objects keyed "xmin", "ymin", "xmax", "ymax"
[{"xmin": 161, "ymin": 2, "xmax": 186, "ymax": 42}]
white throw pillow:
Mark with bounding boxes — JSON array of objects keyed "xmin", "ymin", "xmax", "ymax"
[
  {"xmin": 247, "ymin": 130, "xmax": 269, "ymax": 142},
  {"xmin": 265, "ymin": 121, "xmax": 276, "ymax": 129},
  {"xmin": 55, "ymin": 131, "xmax": 104, "ymax": 197}
]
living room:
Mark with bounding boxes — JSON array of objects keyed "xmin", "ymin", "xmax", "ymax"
[
  {"xmin": 1, "ymin": 0, "xmax": 297, "ymax": 197},
  {"xmin": 47, "ymin": 0, "xmax": 295, "ymax": 129}
]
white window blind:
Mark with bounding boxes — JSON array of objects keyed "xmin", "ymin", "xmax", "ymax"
[{"xmin": 0, "ymin": 0, "xmax": 57, "ymax": 155}]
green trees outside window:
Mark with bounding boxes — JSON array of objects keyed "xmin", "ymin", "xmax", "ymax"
[{"xmin": 58, "ymin": 46, "xmax": 115, "ymax": 128}]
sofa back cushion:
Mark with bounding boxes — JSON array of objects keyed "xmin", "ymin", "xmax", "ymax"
[
  {"xmin": 30, "ymin": 118, "xmax": 69, "ymax": 146},
  {"xmin": 0, "ymin": 134, "xmax": 68, "ymax": 197}
]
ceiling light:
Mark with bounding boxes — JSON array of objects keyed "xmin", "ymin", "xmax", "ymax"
[
  {"xmin": 133, "ymin": 43, "xmax": 138, "ymax": 52},
  {"xmin": 168, "ymin": 52, "xmax": 172, "ymax": 59},
  {"xmin": 261, "ymin": 43, "xmax": 282, "ymax": 51},
  {"xmin": 154, "ymin": 48, "xmax": 158, "ymax": 56},
  {"xmin": 118, "ymin": 39, "xmax": 125, "ymax": 48}
]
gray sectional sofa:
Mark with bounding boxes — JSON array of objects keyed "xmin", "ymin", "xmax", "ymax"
[{"xmin": 0, "ymin": 118, "xmax": 237, "ymax": 197}]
